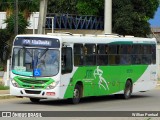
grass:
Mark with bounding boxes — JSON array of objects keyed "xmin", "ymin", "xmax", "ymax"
[
  {"xmin": 0, "ymin": 66, "xmax": 4, "ymax": 71},
  {"xmin": 0, "ymin": 85, "xmax": 9, "ymax": 90}
]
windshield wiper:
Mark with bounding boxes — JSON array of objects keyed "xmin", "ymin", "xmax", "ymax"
[
  {"xmin": 23, "ymin": 47, "xmax": 33, "ymax": 58},
  {"xmin": 38, "ymin": 48, "xmax": 48, "ymax": 59},
  {"xmin": 33, "ymin": 48, "xmax": 48, "ymax": 69}
]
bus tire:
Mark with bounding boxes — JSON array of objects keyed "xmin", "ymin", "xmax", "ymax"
[
  {"xmin": 123, "ymin": 80, "xmax": 132, "ymax": 99},
  {"xmin": 29, "ymin": 98, "xmax": 40, "ymax": 103},
  {"xmin": 70, "ymin": 84, "xmax": 81, "ymax": 104}
]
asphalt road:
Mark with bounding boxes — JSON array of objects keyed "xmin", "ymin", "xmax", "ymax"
[
  {"xmin": 0, "ymin": 89, "xmax": 160, "ymax": 120},
  {"xmin": 0, "ymin": 89, "xmax": 160, "ymax": 111}
]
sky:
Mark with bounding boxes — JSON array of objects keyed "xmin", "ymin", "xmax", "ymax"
[{"xmin": 149, "ymin": 7, "xmax": 160, "ymax": 27}]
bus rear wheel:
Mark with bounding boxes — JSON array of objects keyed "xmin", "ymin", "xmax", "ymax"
[
  {"xmin": 123, "ymin": 80, "xmax": 132, "ymax": 99},
  {"xmin": 70, "ymin": 84, "xmax": 81, "ymax": 104},
  {"xmin": 29, "ymin": 98, "xmax": 40, "ymax": 103}
]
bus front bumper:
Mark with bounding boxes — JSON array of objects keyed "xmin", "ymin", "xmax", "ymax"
[{"xmin": 10, "ymin": 85, "xmax": 62, "ymax": 99}]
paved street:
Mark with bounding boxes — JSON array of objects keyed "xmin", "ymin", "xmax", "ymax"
[{"xmin": 0, "ymin": 89, "xmax": 160, "ymax": 111}]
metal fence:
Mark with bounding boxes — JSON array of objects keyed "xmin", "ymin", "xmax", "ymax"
[{"xmin": 46, "ymin": 14, "xmax": 104, "ymax": 30}]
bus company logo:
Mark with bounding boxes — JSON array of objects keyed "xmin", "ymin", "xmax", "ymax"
[
  {"xmin": 2, "ymin": 112, "xmax": 12, "ymax": 117},
  {"xmin": 1, "ymin": 112, "xmax": 42, "ymax": 118},
  {"xmin": 94, "ymin": 66, "xmax": 109, "ymax": 90},
  {"xmin": 85, "ymin": 70, "xmax": 93, "ymax": 78}
]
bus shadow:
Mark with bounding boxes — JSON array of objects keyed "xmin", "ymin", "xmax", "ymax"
[
  {"xmin": 20, "ymin": 94, "xmax": 151, "ymax": 106},
  {"xmin": 79, "ymin": 94, "xmax": 151, "ymax": 104}
]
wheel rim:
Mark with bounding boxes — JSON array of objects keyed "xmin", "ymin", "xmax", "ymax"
[
  {"xmin": 125, "ymin": 81, "xmax": 131, "ymax": 98},
  {"xmin": 74, "ymin": 89, "xmax": 79, "ymax": 98},
  {"xmin": 126, "ymin": 89, "xmax": 130, "ymax": 97}
]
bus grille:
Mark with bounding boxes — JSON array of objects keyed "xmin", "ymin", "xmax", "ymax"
[
  {"xmin": 25, "ymin": 90, "xmax": 41, "ymax": 94},
  {"xmin": 23, "ymin": 85, "xmax": 44, "ymax": 89},
  {"xmin": 20, "ymin": 79, "xmax": 49, "ymax": 84},
  {"xmin": 14, "ymin": 77, "xmax": 54, "ymax": 89}
]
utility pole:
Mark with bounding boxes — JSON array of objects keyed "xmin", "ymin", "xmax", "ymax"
[
  {"xmin": 104, "ymin": 0, "xmax": 112, "ymax": 34},
  {"xmin": 37, "ymin": 0, "xmax": 48, "ymax": 34},
  {"xmin": 14, "ymin": 0, "xmax": 18, "ymax": 36}
]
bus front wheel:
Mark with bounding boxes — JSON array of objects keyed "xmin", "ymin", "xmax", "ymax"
[
  {"xmin": 29, "ymin": 98, "xmax": 40, "ymax": 103},
  {"xmin": 70, "ymin": 84, "xmax": 81, "ymax": 104},
  {"xmin": 123, "ymin": 80, "xmax": 132, "ymax": 99}
]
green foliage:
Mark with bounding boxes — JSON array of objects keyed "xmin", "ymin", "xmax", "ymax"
[
  {"xmin": 0, "ymin": 0, "xmax": 14, "ymax": 11},
  {"xmin": 0, "ymin": 85, "xmax": 9, "ymax": 90},
  {"xmin": 48, "ymin": 0, "xmax": 77, "ymax": 14},
  {"xmin": 131, "ymin": 0, "xmax": 159, "ymax": 19},
  {"xmin": 18, "ymin": 0, "xmax": 40, "ymax": 12},
  {"xmin": 0, "ymin": 29, "xmax": 10, "ymax": 65},
  {"xmin": 48, "ymin": 0, "xmax": 159, "ymax": 36},
  {"xmin": 112, "ymin": 0, "xmax": 159, "ymax": 37},
  {"xmin": 0, "ymin": 0, "xmax": 39, "ymax": 66},
  {"xmin": 0, "ymin": 66, "xmax": 4, "ymax": 71},
  {"xmin": 0, "ymin": 0, "xmax": 39, "ymax": 12},
  {"xmin": 48, "ymin": 0, "xmax": 103, "ymax": 15},
  {"xmin": 0, "ymin": 0, "xmax": 159, "ymax": 38},
  {"xmin": 112, "ymin": 0, "xmax": 134, "ymax": 35},
  {"xmin": 4, "ymin": 13, "xmax": 29, "ymax": 35},
  {"xmin": 1, "ymin": 13, "xmax": 29, "ymax": 64},
  {"xmin": 76, "ymin": 0, "xmax": 104, "ymax": 15}
]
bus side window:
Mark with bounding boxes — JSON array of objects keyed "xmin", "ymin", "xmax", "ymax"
[
  {"xmin": 151, "ymin": 44, "xmax": 156, "ymax": 64},
  {"xmin": 108, "ymin": 45, "xmax": 117, "ymax": 65},
  {"xmin": 108, "ymin": 45, "xmax": 117, "ymax": 54},
  {"xmin": 84, "ymin": 44, "xmax": 96, "ymax": 66},
  {"xmin": 62, "ymin": 47, "xmax": 73, "ymax": 74},
  {"xmin": 74, "ymin": 44, "xmax": 83, "ymax": 66},
  {"xmin": 97, "ymin": 44, "xmax": 108, "ymax": 66}
]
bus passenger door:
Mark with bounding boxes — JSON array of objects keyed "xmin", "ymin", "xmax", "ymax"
[
  {"xmin": 62, "ymin": 47, "xmax": 73, "ymax": 74},
  {"xmin": 61, "ymin": 46, "xmax": 74, "ymax": 99}
]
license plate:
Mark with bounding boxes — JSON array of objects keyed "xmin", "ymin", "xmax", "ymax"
[{"xmin": 46, "ymin": 92, "xmax": 55, "ymax": 96}]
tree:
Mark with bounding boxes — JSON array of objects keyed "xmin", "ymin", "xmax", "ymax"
[
  {"xmin": 48, "ymin": 0, "xmax": 77, "ymax": 14},
  {"xmin": 56, "ymin": 0, "xmax": 158, "ymax": 36},
  {"xmin": 0, "ymin": 0, "xmax": 39, "ymax": 67},
  {"xmin": 47, "ymin": 0, "xmax": 104, "ymax": 15},
  {"xmin": 0, "ymin": 0, "xmax": 39, "ymax": 18},
  {"xmin": 112, "ymin": 0, "xmax": 134, "ymax": 36},
  {"xmin": 76, "ymin": 0, "xmax": 104, "ymax": 16},
  {"xmin": 0, "ymin": 29, "xmax": 10, "ymax": 68},
  {"xmin": 67, "ymin": 0, "xmax": 159, "ymax": 36},
  {"xmin": 4, "ymin": 13, "xmax": 29, "ymax": 34},
  {"xmin": 112, "ymin": 0, "xmax": 159, "ymax": 37}
]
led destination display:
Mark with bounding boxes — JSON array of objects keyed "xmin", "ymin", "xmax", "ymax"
[
  {"xmin": 22, "ymin": 39, "xmax": 52, "ymax": 46},
  {"xmin": 14, "ymin": 37, "xmax": 60, "ymax": 48}
]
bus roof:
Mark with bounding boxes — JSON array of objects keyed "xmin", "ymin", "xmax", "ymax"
[{"xmin": 15, "ymin": 34, "xmax": 157, "ymax": 45}]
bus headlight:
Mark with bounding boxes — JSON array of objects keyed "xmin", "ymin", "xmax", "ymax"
[
  {"xmin": 46, "ymin": 81, "xmax": 59, "ymax": 89},
  {"xmin": 11, "ymin": 79, "xmax": 20, "ymax": 88}
]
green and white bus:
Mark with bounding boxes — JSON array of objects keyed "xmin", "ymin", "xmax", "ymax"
[{"xmin": 10, "ymin": 34, "xmax": 158, "ymax": 104}]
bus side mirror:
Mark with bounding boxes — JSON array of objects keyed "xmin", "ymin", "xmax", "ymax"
[{"xmin": 62, "ymin": 47, "xmax": 73, "ymax": 74}]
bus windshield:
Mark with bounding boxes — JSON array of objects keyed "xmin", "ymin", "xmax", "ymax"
[{"xmin": 12, "ymin": 48, "xmax": 59, "ymax": 77}]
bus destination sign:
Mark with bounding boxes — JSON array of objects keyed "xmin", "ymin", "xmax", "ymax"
[
  {"xmin": 14, "ymin": 37, "xmax": 60, "ymax": 48},
  {"xmin": 22, "ymin": 39, "xmax": 52, "ymax": 46}
]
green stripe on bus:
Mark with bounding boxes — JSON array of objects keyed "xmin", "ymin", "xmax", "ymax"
[{"xmin": 14, "ymin": 76, "xmax": 55, "ymax": 89}]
